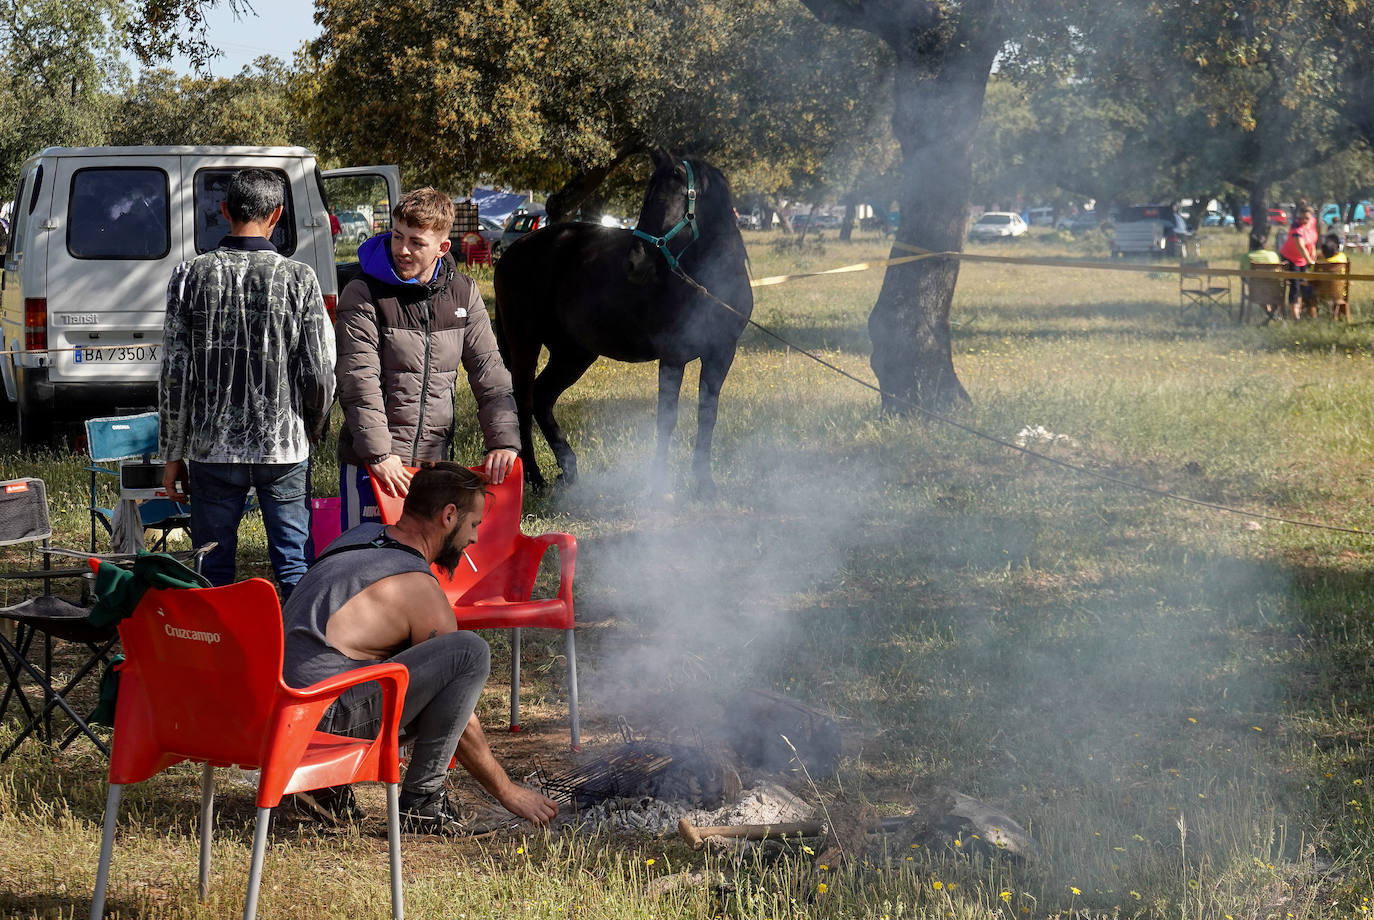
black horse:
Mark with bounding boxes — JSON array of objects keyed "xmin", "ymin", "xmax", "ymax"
[{"xmin": 494, "ymin": 149, "xmax": 753, "ymax": 496}]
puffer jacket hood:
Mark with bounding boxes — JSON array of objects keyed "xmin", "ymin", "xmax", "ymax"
[{"xmin": 357, "ymin": 233, "xmax": 441, "ymax": 287}]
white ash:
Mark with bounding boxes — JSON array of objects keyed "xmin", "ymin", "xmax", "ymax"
[{"xmin": 555, "ymin": 782, "xmax": 813, "ymax": 836}]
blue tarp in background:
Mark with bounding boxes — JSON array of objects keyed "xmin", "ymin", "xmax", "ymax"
[{"xmin": 469, "ymin": 189, "xmax": 528, "ymax": 223}]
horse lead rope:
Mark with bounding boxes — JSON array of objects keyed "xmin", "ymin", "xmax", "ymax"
[{"xmin": 666, "ymin": 261, "xmax": 1372, "ymax": 538}]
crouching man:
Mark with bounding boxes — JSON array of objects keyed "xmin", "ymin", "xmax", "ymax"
[{"xmin": 281, "ymin": 462, "xmax": 558, "ymax": 832}]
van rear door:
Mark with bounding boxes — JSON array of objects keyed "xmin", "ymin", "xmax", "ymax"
[
  {"xmin": 44, "ymin": 152, "xmax": 182, "ymax": 394},
  {"xmin": 320, "ymin": 166, "xmax": 402, "ymax": 263}
]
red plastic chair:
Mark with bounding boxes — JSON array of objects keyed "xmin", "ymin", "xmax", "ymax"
[
  {"xmin": 371, "ymin": 458, "xmax": 580, "ymax": 748},
  {"xmin": 459, "ymin": 231, "xmax": 493, "ymax": 266},
  {"xmin": 87, "ymin": 567, "xmax": 409, "ymax": 920}
]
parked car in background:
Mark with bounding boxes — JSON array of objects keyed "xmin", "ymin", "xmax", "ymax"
[
  {"xmin": 1203, "ymin": 212, "xmax": 1235, "ymax": 227},
  {"xmin": 737, "ymin": 209, "xmax": 763, "ymax": 230},
  {"xmin": 477, "ymin": 215, "xmax": 504, "ymax": 245},
  {"xmin": 1059, "ymin": 210, "xmax": 1104, "ymax": 234},
  {"xmin": 495, "ymin": 208, "xmax": 547, "ymax": 258},
  {"xmin": 1026, "ymin": 206, "xmax": 1056, "ymax": 227},
  {"xmin": 812, "ymin": 214, "xmax": 841, "ymax": 229},
  {"xmin": 1320, "ymin": 202, "xmax": 1370, "ymax": 226},
  {"xmin": 968, "ymin": 211, "xmax": 1029, "ymax": 240},
  {"xmin": 336, "ymin": 210, "xmax": 371, "ymax": 245},
  {"xmin": 1111, "ymin": 204, "xmax": 1194, "ymax": 258}
]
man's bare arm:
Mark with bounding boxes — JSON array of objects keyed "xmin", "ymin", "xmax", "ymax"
[{"xmin": 454, "ymin": 713, "xmax": 559, "ymax": 825}]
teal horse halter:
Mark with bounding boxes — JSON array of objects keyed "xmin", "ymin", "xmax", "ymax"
[{"xmin": 632, "ymin": 159, "xmax": 700, "ymax": 270}]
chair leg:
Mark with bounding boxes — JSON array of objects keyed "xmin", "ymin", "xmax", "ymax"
[
  {"xmin": 509, "ymin": 628, "xmax": 522, "ymax": 732},
  {"xmin": 198, "ymin": 764, "xmax": 215, "ymax": 900},
  {"xmin": 0, "ymin": 633, "xmax": 114, "ymax": 762},
  {"xmin": 386, "ymin": 782, "xmax": 404, "ymax": 919},
  {"xmin": 90, "ymin": 783, "xmax": 123, "ymax": 920},
  {"xmin": 566, "ymin": 629, "xmax": 580, "ymax": 751},
  {"xmin": 243, "ymin": 806, "xmax": 272, "ymax": 920}
]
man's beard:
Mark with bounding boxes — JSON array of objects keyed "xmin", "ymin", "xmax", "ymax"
[{"xmin": 434, "ymin": 520, "xmax": 467, "ymax": 577}]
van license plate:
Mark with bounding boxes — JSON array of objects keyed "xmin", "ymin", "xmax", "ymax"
[{"xmin": 74, "ymin": 345, "xmax": 161, "ymax": 364}]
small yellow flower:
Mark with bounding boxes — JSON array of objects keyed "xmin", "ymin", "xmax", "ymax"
[
  {"xmin": 1253, "ymin": 725, "xmax": 1262, "ymax": 732},
  {"xmin": 645, "ymin": 858, "xmax": 655, "ymax": 866},
  {"xmin": 1188, "ymin": 879, "xmax": 1199, "ymax": 889},
  {"xmin": 1000, "ymin": 891, "xmax": 1012, "ymax": 903},
  {"xmin": 1355, "ymin": 779, "xmax": 1364, "ymax": 786},
  {"xmin": 1070, "ymin": 887, "xmax": 1081, "ymax": 896},
  {"xmin": 1187, "ymin": 717, "xmax": 1197, "ymax": 723},
  {"xmin": 818, "ymin": 864, "xmax": 828, "ymax": 871},
  {"xmin": 817, "ymin": 882, "xmax": 827, "ymax": 894},
  {"xmin": 802, "ymin": 845, "xmax": 815, "ymax": 855},
  {"xmin": 932, "ymin": 881, "xmax": 944, "ymax": 890},
  {"xmin": 909, "ymin": 843, "xmax": 919, "ymax": 849},
  {"xmin": 953, "ymin": 839, "xmax": 962, "ymax": 847},
  {"xmin": 1130, "ymin": 891, "xmax": 1141, "ymax": 900},
  {"xmin": 516, "ymin": 847, "xmax": 524, "ymax": 855}
]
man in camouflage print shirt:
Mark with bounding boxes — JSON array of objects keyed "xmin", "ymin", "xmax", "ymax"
[{"xmin": 159, "ymin": 168, "xmax": 336, "ymax": 598}]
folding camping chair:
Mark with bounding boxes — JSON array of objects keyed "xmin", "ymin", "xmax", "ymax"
[
  {"xmin": 0, "ymin": 478, "xmax": 118, "ymax": 762},
  {"xmin": 85, "ymin": 412, "xmax": 190, "ymax": 555},
  {"xmin": 371, "ymin": 459, "xmax": 581, "ymax": 748},
  {"xmin": 1179, "ymin": 260, "xmax": 1235, "ymax": 323},
  {"xmin": 88, "ymin": 572, "xmax": 408, "ymax": 920}
]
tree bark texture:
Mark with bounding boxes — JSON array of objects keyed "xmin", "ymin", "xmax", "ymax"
[
  {"xmin": 801, "ymin": 0, "xmax": 1001, "ymax": 413},
  {"xmin": 874, "ymin": 32, "xmax": 999, "ymax": 412}
]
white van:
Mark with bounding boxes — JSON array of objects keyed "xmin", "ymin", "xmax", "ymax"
[{"xmin": 0, "ymin": 146, "xmax": 399, "ymax": 447}]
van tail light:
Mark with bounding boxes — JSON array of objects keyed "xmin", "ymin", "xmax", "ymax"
[
  {"xmin": 23, "ymin": 298, "xmax": 47, "ymax": 352},
  {"xmin": 324, "ymin": 294, "xmax": 337, "ymax": 324}
]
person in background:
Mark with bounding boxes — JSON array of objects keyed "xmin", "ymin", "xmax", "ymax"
[
  {"xmin": 1279, "ymin": 208, "xmax": 1318, "ymax": 319},
  {"xmin": 282, "ymin": 462, "xmax": 558, "ymax": 832},
  {"xmin": 1240, "ymin": 229, "xmax": 1283, "ymax": 323},
  {"xmin": 159, "ymin": 168, "xmax": 335, "ymax": 599},
  {"xmin": 1241, "ymin": 229, "xmax": 1280, "ymax": 271},
  {"xmin": 334, "ymin": 188, "xmax": 518, "ymax": 529}
]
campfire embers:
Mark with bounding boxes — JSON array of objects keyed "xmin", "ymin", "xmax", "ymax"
[{"xmin": 537, "ymin": 740, "xmax": 742, "ymax": 809}]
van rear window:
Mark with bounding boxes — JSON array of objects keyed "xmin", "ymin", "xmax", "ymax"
[
  {"xmin": 194, "ymin": 168, "xmax": 297, "ymax": 256},
  {"xmin": 68, "ymin": 168, "xmax": 170, "ymax": 260}
]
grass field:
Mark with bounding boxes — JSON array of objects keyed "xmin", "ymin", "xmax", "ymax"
[{"xmin": 4, "ymin": 225, "xmax": 1374, "ymax": 918}]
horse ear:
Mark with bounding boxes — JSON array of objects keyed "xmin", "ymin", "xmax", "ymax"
[{"xmin": 649, "ymin": 147, "xmax": 673, "ymax": 170}]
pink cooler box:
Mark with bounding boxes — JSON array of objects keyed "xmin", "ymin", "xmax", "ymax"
[{"xmin": 310, "ymin": 497, "xmax": 342, "ymax": 559}]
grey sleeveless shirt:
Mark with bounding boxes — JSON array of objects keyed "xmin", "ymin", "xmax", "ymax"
[{"xmin": 281, "ymin": 522, "xmax": 434, "ymax": 689}]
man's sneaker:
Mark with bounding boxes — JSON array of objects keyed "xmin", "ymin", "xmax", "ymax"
[
  {"xmin": 294, "ymin": 784, "xmax": 366, "ymax": 826},
  {"xmin": 398, "ymin": 788, "xmax": 468, "ymax": 836}
]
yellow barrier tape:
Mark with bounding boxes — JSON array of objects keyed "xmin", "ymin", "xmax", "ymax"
[{"xmin": 749, "ymin": 239, "xmax": 1374, "ymax": 287}]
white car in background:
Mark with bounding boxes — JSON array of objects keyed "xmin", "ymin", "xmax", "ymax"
[{"xmin": 968, "ymin": 211, "xmax": 1029, "ymax": 240}]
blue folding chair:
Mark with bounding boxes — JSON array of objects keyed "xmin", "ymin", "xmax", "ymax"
[{"xmin": 85, "ymin": 413, "xmax": 191, "ymax": 555}]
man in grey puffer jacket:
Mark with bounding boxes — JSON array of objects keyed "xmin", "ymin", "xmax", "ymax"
[{"xmin": 335, "ymin": 188, "xmax": 518, "ymax": 527}]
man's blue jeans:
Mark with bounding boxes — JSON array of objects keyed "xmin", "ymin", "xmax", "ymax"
[{"xmin": 189, "ymin": 460, "xmax": 311, "ymax": 598}]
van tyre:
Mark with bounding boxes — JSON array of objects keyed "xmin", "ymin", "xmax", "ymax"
[{"xmin": 16, "ymin": 374, "xmax": 54, "ymax": 449}]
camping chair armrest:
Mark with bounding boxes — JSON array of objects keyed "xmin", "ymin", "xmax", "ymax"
[
  {"xmin": 55, "ymin": 543, "xmax": 218, "ymax": 567},
  {"xmin": 521, "ymin": 532, "xmax": 578, "ymax": 604},
  {"xmin": 263, "ymin": 662, "xmax": 411, "ymax": 791}
]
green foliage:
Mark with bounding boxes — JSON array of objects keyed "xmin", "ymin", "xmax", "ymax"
[
  {"xmin": 0, "ymin": 0, "xmax": 127, "ymax": 189},
  {"xmin": 302, "ymin": 0, "xmax": 890, "ymax": 202},
  {"xmin": 110, "ymin": 57, "xmax": 304, "ymax": 147}
]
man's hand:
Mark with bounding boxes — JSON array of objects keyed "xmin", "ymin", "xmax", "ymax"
[
  {"xmin": 496, "ymin": 783, "xmax": 560, "ymax": 826},
  {"xmin": 369, "ymin": 455, "xmax": 413, "ymax": 497},
  {"xmin": 483, "ymin": 448, "xmax": 518, "ymax": 484},
  {"xmin": 163, "ymin": 460, "xmax": 189, "ymax": 502}
]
